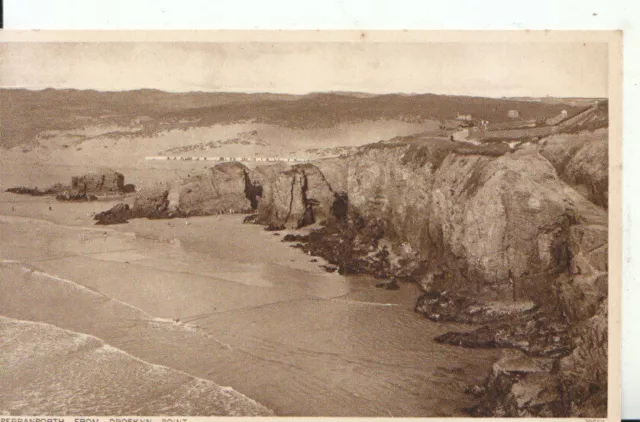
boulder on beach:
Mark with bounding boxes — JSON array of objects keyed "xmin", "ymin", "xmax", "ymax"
[
  {"xmin": 94, "ymin": 203, "xmax": 132, "ymax": 225},
  {"xmin": 122, "ymin": 184, "xmax": 137, "ymax": 193},
  {"xmin": 468, "ymin": 349, "xmax": 560, "ymax": 417},
  {"xmin": 6, "ymin": 183, "xmax": 69, "ymax": 197},
  {"xmin": 6, "ymin": 187, "xmax": 47, "ymax": 196},
  {"xmin": 55, "ymin": 190, "xmax": 98, "ymax": 202}
]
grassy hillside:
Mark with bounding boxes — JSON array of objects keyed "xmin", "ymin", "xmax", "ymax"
[{"xmin": 1, "ymin": 89, "xmax": 588, "ymax": 149}]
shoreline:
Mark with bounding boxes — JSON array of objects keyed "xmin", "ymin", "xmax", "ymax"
[
  {"xmin": 0, "ymin": 202, "xmax": 499, "ymax": 417},
  {"xmin": 0, "ymin": 314, "xmax": 274, "ymax": 416}
]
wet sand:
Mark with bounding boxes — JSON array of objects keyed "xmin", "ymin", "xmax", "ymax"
[
  {"xmin": 0, "ymin": 194, "xmax": 500, "ymax": 416},
  {"xmin": 0, "ymin": 316, "xmax": 273, "ymax": 416}
]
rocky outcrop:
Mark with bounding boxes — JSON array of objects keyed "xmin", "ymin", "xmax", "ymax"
[
  {"xmin": 467, "ymin": 349, "xmax": 562, "ymax": 417},
  {"xmin": 55, "ymin": 190, "xmax": 98, "ymax": 202},
  {"xmin": 93, "ymin": 162, "xmax": 262, "ymax": 224},
  {"xmin": 540, "ymin": 129, "xmax": 608, "ymax": 209},
  {"xmin": 6, "ymin": 183, "xmax": 68, "ymax": 196},
  {"xmin": 122, "ymin": 183, "xmax": 136, "ymax": 193},
  {"xmin": 564, "ymin": 136, "xmax": 608, "ymax": 209},
  {"xmin": 256, "ymin": 163, "xmax": 339, "ymax": 229},
  {"xmin": 92, "ymin": 184, "xmax": 174, "ymax": 225},
  {"xmin": 557, "ymin": 299, "xmax": 608, "ymax": 416},
  {"xmin": 468, "ymin": 299, "xmax": 607, "ymax": 417},
  {"xmin": 434, "ymin": 310, "xmax": 572, "ymax": 358},
  {"xmin": 81, "ymin": 124, "xmax": 607, "ymax": 416},
  {"xmin": 249, "ymin": 132, "xmax": 608, "ymax": 417},
  {"xmin": 6, "ymin": 171, "xmax": 134, "ymax": 200},
  {"xmin": 178, "ymin": 162, "xmax": 260, "ymax": 216},
  {"xmin": 131, "ymin": 184, "xmax": 176, "ymax": 219},
  {"xmin": 71, "ymin": 170, "xmax": 125, "ymax": 193},
  {"xmin": 6, "ymin": 187, "xmax": 47, "ymax": 196},
  {"xmin": 416, "ymin": 292, "xmax": 538, "ymax": 324},
  {"xmin": 303, "ymin": 217, "xmax": 393, "ymax": 275},
  {"xmin": 7, "ymin": 183, "xmax": 101, "ymax": 202},
  {"xmin": 94, "ymin": 203, "xmax": 132, "ymax": 225}
]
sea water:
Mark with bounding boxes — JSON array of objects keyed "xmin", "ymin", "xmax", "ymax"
[{"xmin": 0, "ymin": 206, "xmax": 499, "ymax": 416}]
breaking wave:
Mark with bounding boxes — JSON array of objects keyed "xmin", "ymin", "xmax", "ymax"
[{"xmin": 0, "ymin": 315, "xmax": 274, "ymax": 416}]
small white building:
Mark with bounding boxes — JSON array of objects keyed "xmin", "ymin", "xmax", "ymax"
[{"xmin": 508, "ymin": 110, "xmax": 520, "ymax": 119}]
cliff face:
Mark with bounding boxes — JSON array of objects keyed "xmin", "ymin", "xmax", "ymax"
[
  {"xmin": 320, "ymin": 141, "xmax": 606, "ymax": 308},
  {"xmin": 88, "ymin": 128, "xmax": 608, "ymax": 416},
  {"xmin": 71, "ymin": 170, "xmax": 125, "ymax": 193},
  {"xmin": 131, "ymin": 183, "xmax": 174, "ymax": 219},
  {"xmin": 251, "ymin": 134, "xmax": 608, "ymax": 417},
  {"xmin": 427, "ymin": 148, "xmax": 595, "ymax": 304},
  {"xmin": 564, "ymin": 137, "xmax": 608, "ymax": 209},
  {"xmin": 178, "ymin": 162, "xmax": 259, "ymax": 216},
  {"xmin": 312, "ymin": 156, "xmax": 349, "ymax": 194},
  {"xmin": 96, "ymin": 162, "xmax": 261, "ymax": 224},
  {"xmin": 540, "ymin": 129, "xmax": 608, "ymax": 209},
  {"xmin": 256, "ymin": 163, "xmax": 336, "ymax": 229}
]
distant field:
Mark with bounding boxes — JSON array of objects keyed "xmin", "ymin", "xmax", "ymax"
[
  {"xmin": 476, "ymin": 101, "xmax": 607, "ymax": 144},
  {"xmin": 1, "ymin": 89, "xmax": 587, "ymax": 149},
  {"xmin": 479, "ymin": 126, "xmax": 556, "ymax": 143}
]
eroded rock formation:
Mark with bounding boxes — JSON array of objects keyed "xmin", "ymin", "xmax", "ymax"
[
  {"xmin": 178, "ymin": 162, "xmax": 261, "ymax": 216},
  {"xmin": 94, "ymin": 162, "xmax": 262, "ymax": 224},
  {"xmin": 249, "ymin": 133, "xmax": 608, "ymax": 417},
  {"xmin": 55, "ymin": 190, "xmax": 98, "ymax": 202},
  {"xmin": 85, "ymin": 126, "xmax": 609, "ymax": 417},
  {"xmin": 130, "ymin": 183, "xmax": 176, "ymax": 219},
  {"xmin": 540, "ymin": 129, "xmax": 608, "ymax": 209},
  {"xmin": 7, "ymin": 170, "xmax": 134, "ymax": 201},
  {"xmin": 94, "ymin": 203, "xmax": 132, "ymax": 225},
  {"xmin": 256, "ymin": 163, "xmax": 339, "ymax": 229},
  {"xmin": 72, "ymin": 170, "xmax": 125, "ymax": 193}
]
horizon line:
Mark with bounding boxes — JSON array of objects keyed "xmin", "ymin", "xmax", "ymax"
[{"xmin": 0, "ymin": 86, "xmax": 608, "ymax": 100}]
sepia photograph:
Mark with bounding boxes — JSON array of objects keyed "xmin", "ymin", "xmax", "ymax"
[{"xmin": 0, "ymin": 31, "xmax": 620, "ymax": 418}]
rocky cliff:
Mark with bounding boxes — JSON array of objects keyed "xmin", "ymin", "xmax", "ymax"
[
  {"xmin": 251, "ymin": 132, "xmax": 608, "ymax": 417},
  {"xmin": 304, "ymin": 140, "xmax": 606, "ymax": 301},
  {"xmin": 540, "ymin": 129, "xmax": 608, "ymax": 209},
  {"xmin": 72, "ymin": 169, "xmax": 125, "ymax": 193},
  {"xmin": 95, "ymin": 162, "xmax": 260, "ymax": 224},
  {"xmin": 88, "ymin": 127, "xmax": 609, "ymax": 417},
  {"xmin": 255, "ymin": 163, "xmax": 338, "ymax": 229},
  {"xmin": 178, "ymin": 162, "xmax": 260, "ymax": 216}
]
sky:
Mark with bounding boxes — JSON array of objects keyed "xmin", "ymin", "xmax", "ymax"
[{"xmin": 0, "ymin": 42, "xmax": 608, "ymax": 97}]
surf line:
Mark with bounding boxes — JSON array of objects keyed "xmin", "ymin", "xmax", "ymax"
[
  {"xmin": 0, "ymin": 315, "xmax": 272, "ymax": 414},
  {"xmin": 310, "ymin": 297, "xmax": 400, "ymax": 307},
  {"xmin": 1, "ymin": 260, "xmax": 156, "ymax": 321}
]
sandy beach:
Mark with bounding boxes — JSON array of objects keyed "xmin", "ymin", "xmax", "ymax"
[{"xmin": 0, "ymin": 191, "xmax": 499, "ymax": 416}]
